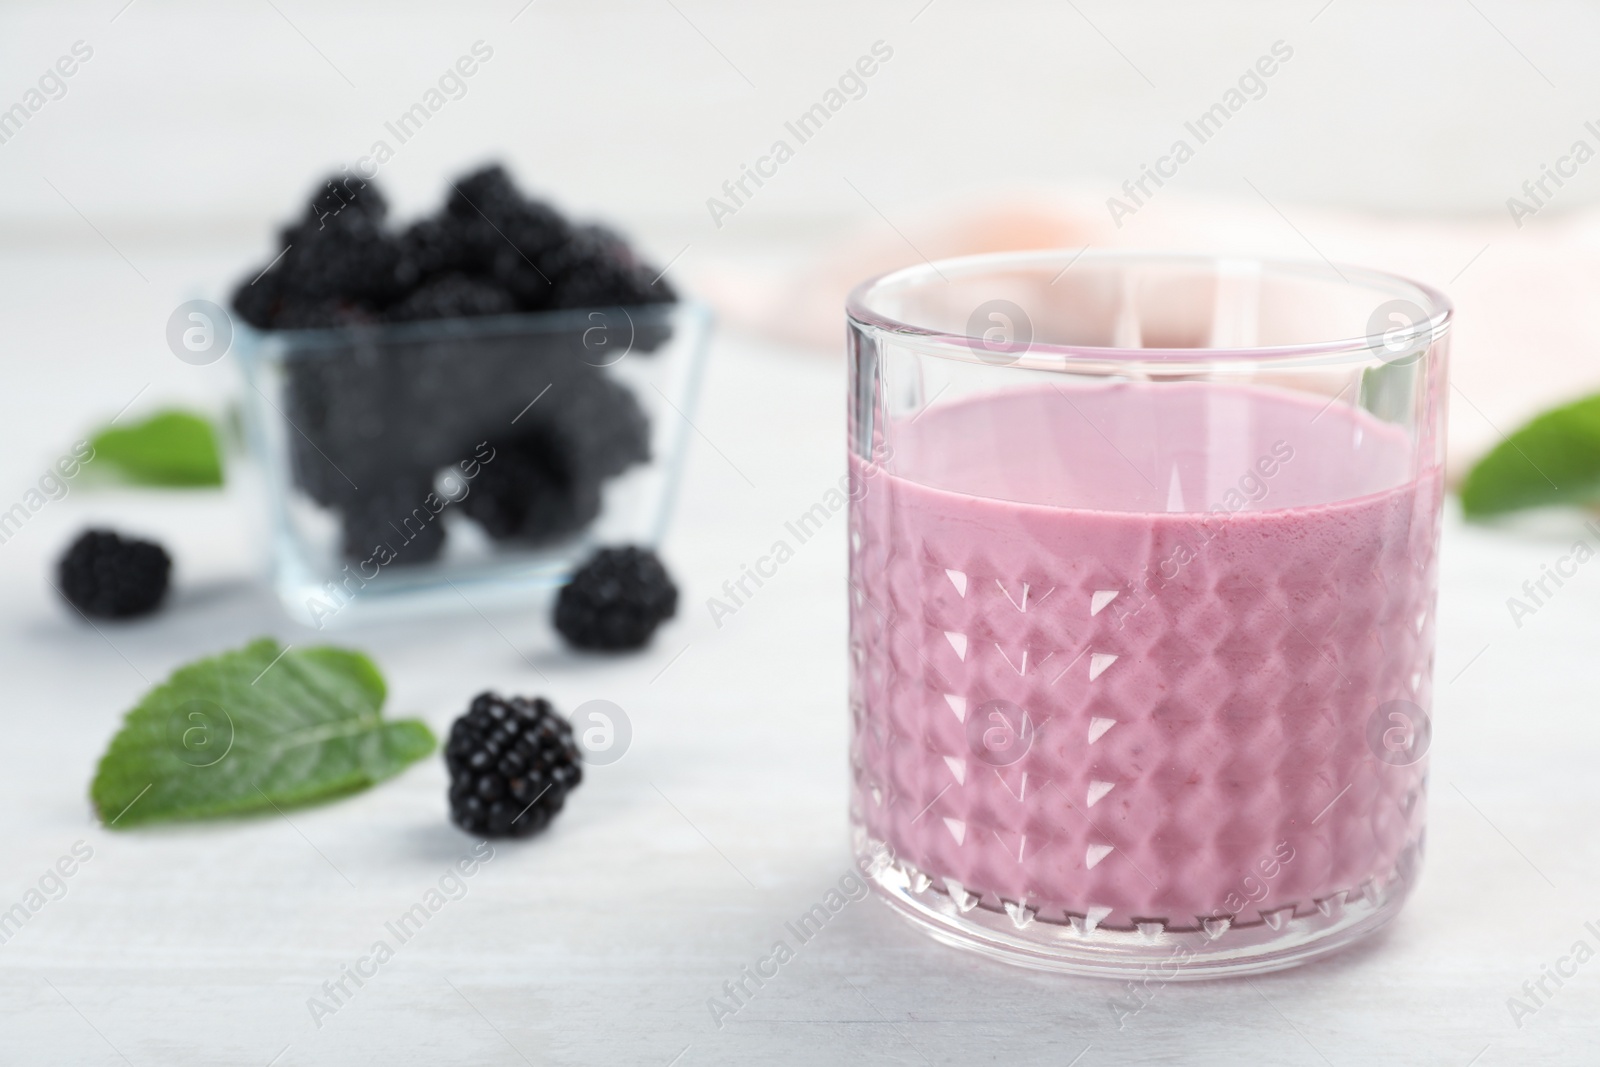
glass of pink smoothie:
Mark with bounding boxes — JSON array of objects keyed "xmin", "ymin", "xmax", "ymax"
[{"xmin": 846, "ymin": 252, "xmax": 1448, "ymax": 978}]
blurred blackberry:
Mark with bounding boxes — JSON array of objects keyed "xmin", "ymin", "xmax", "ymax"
[
  {"xmin": 394, "ymin": 216, "xmax": 480, "ymax": 288},
  {"xmin": 446, "ymin": 692, "xmax": 582, "ymax": 838},
  {"xmin": 458, "ymin": 427, "xmax": 601, "ymax": 543},
  {"xmin": 554, "ymin": 546, "xmax": 677, "ymax": 651},
  {"xmin": 489, "ymin": 204, "xmax": 570, "ymax": 309},
  {"xmin": 273, "ymin": 299, "xmax": 377, "ymax": 331},
  {"xmin": 340, "ymin": 481, "xmax": 447, "ymax": 564},
  {"xmin": 303, "ymin": 172, "xmax": 388, "ymax": 229},
  {"xmin": 230, "ymin": 172, "xmax": 401, "ymax": 317},
  {"xmin": 233, "ymin": 164, "xmax": 677, "ymax": 332},
  {"xmin": 540, "ymin": 225, "xmax": 674, "ymax": 310},
  {"xmin": 491, "ymin": 255, "xmax": 553, "ymax": 310},
  {"xmin": 443, "ymin": 164, "xmax": 571, "ymax": 308},
  {"xmin": 230, "ymin": 269, "xmax": 281, "ymax": 330},
  {"xmin": 57, "ymin": 529, "xmax": 172, "ymax": 619},
  {"xmin": 446, "ymin": 163, "xmax": 525, "ymax": 223},
  {"xmin": 275, "ymin": 218, "xmax": 402, "ymax": 309},
  {"xmin": 458, "ymin": 372, "xmax": 650, "ymax": 544},
  {"xmin": 386, "ymin": 275, "xmax": 516, "ymax": 322},
  {"xmin": 554, "ymin": 370, "xmax": 653, "ymax": 477}
]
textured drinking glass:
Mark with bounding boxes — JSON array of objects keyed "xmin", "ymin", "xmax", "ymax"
[{"xmin": 846, "ymin": 252, "xmax": 1448, "ymax": 978}]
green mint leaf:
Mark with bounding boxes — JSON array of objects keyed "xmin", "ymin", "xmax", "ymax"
[
  {"xmin": 1460, "ymin": 393, "xmax": 1600, "ymax": 518},
  {"xmin": 1358, "ymin": 361, "xmax": 1416, "ymax": 425},
  {"xmin": 89, "ymin": 409, "xmax": 223, "ymax": 487},
  {"xmin": 91, "ymin": 638, "xmax": 435, "ymax": 829}
]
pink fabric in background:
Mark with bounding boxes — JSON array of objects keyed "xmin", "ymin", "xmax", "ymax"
[{"xmin": 697, "ymin": 191, "xmax": 1598, "ymax": 474}]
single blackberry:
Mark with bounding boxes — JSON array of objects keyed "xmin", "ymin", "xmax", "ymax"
[
  {"xmin": 394, "ymin": 216, "xmax": 480, "ymax": 288},
  {"xmin": 230, "ymin": 269, "xmax": 281, "ymax": 330},
  {"xmin": 302, "ymin": 172, "xmax": 388, "ymax": 229},
  {"xmin": 446, "ymin": 164, "xmax": 526, "ymax": 223},
  {"xmin": 57, "ymin": 529, "xmax": 172, "ymax": 619},
  {"xmin": 275, "ymin": 217, "xmax": 402, "ymax": 309},
  {"xmin": 442, "ymin": 165, "xmax": 571, "ymax": 309},
  {"xmin": 446, "ymin": 692, "xmax": 582, "ymax": 838},
  {"xmin": 540, "ymin": 225, "xmax": 674, "ymax": 310},
  {"xmin": 386, "ymin": 274, "xmax": 516, "ymax": 322},
  {"xmin": 231, "ymin": 173, "xmax": 399, "ymax": 327},
  {"xmin": 457, "ymin": 427, "xmax": 601, "ymax": 543},
  {"xmin": 340, "ymin": 481, "xmax": 447, "ymax": 564},
  {"xmin": 554, "ymin": 546, "xmax": 677, "ymax": 651},
  {"xmin": 487, "ymin": 203, "xmax": 571, "ymax": 310}
]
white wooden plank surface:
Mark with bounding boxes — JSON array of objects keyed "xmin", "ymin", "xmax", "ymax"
[
  {"xmin": 0, "ymin": 243, "xmax": 1595, "ymax": 1066},
  {"xmin": 1, "ymin": 1, "xmax": 1598, "ymax": 1058}
]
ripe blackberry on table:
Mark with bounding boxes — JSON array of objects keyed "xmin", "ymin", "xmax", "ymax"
[
  {"xmin": 554, "ymin": 546, "xmax": 678, "ymax": 651},
  {"xmin": 446, "ymin": 693, "xmax": 582, "ymax": 838},
  {"xmin": 56, "ymin": 529, "xmax": 172, "ymax": 619}
]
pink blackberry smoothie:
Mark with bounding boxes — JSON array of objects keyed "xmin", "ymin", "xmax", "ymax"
[{"xmin": 848, "ymin": 381, "xmax": 1439, "ymax": 932}]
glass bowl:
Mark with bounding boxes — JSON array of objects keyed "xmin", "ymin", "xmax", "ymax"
[{"xmin": 235, "ymin": 301, "xmax": 711, "ymax": 627}]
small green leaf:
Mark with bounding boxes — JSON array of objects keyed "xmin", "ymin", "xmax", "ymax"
[
  {"xmin": 91, "ymin": 638, "xmax": 435, "ymax": 829},
  {"xmin": 89, "ymin": 409, "xmax": 223, "ymax": 487},
  {"xmin": 1460, "ymin": 393, "xmax": 1600, "ymax": 518},
  {"xmin": 1358, "ymin": 360, "xmax": 1416, "ymax": 426}
]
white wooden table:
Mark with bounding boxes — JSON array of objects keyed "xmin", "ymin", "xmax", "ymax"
[
  {"xmin": 3, "ymin": 2, "xmax": 1599, "ymax": 1054},
  {"xmin": 0, "ymin": 238, "xmax": 1594, "ymax": 1066}
]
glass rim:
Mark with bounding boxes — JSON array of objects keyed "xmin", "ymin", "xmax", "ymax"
[
  {"xmin": 845, "ymin": 249, "xmax": 1453, "ymax": 370},
  {"xmin": 231, "ymin": 299, "xmax": 709, "ymax": 360}
]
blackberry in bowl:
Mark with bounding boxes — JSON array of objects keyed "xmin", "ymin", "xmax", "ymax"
[{"xmin": 231, "ymin": 165, "xmax": 709, "ymax": 626}]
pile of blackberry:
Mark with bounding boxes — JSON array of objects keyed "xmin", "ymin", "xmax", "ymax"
[
  {"xmin": 231, "ymin": 164, "xmax": 675, "ymax": 329},
  {"xmin": 229, "ymin": 165, "xmax": 675, "ymax": 565},
  {"xmin": 446, "ymin": 692, "xmax": 582, "ymax": 838}
]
